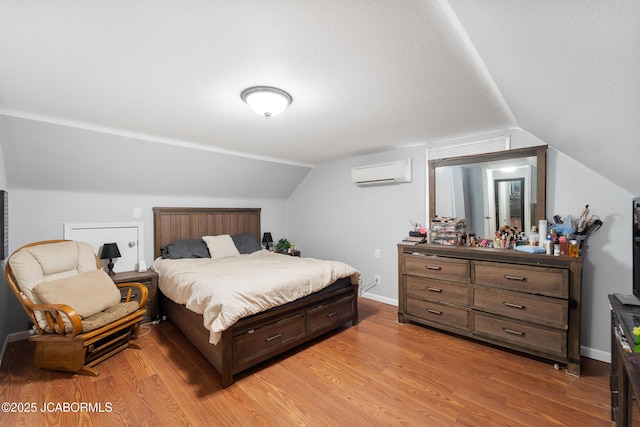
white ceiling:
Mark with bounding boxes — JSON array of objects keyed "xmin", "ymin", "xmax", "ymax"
[{"xmin": 0, "ymin": 1, "xmax": 638, "ymax": 193}]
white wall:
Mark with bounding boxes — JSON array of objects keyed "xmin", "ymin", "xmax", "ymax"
[
  {"xmin": 288, "ymin": 128, "xmax": 633, "ymax": 362},
  {"xmin": 4, "ymin": 189, "xmax": 290, "ymax": 333},
  {"xmin": 287, "ymin": 145, "xmax": 426, "ymax": 305},
  {"xmin": 547, "ymin": 148, "xmax": 633, "ymax": 361}
]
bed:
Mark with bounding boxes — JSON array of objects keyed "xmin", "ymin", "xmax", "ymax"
[{"xmin": 152, "ymin": 207, "xmax": 360, "ymax": 387}]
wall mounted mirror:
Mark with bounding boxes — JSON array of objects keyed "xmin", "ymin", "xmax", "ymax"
[{"xmin": 428, "ymin": 145, "xmax": 547, "ymax": 240}]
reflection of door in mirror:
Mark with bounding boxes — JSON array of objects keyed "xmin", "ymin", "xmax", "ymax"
[
  {"xmin": 429, "ymin": 145, "xmax": 546, "ymax": 241},
  {"xmin": 434, "ymin": 166, "xmax": 466, "ymax": 218},
  {"xmin": 495, "ymin": 178, "xmax": 524, "ymax": 231}
]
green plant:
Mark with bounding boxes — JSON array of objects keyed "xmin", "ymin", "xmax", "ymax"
[{"xmin": 275, "ymin": 238, "xmax": 290, "ymax": 253}]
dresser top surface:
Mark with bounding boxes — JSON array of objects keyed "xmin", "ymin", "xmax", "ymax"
[{"xmin": 399, "ymin": 243, "xmax": 583, "ymax": 269}]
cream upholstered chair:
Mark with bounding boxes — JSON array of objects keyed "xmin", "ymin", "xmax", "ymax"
[{"xmin": 5, "ymin": 240, "xmax": 148, "ymax": 376}]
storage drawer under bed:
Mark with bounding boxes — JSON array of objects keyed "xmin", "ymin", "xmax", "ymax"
[
  {"xmin": 233, "ymin": 313, "xmax": 306, "ymax": 366},
  {"xmin": 308, "ymin": 296, "xmax": 355, "ymax": 334}
]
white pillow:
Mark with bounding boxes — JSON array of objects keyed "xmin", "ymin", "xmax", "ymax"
[
  {"xmin": 33, "ymin": 269, "xmax": 121, "ymax": 318},
  {"xmin": 202, "ymin": 235, "xmax": 240, "ymax": 259}
]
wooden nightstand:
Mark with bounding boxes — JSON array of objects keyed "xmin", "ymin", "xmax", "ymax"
[
  {"xmin": 111, "ymin": 270, "xmax": 158, "ymax": 323},
  {"xmin": 275, "ymin": 250, "xmax": 301, "ymax": 257}
]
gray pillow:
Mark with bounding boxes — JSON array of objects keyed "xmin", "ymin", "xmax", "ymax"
[
  {"xmin": 232, "ymin": 233, "xmax": 262, "ymax": 254},
  {"xmin": 161, "ymin": 239, "xmax": 210, "ymax": 259}
]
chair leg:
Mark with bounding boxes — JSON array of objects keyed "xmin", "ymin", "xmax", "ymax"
[
  {"xmin": 128, "ymin": 322, "xmax": 143, "ymax": 349},
  {"xmin": 131, "ymin": 322, "xmax": 141, "ymax": 340},
  {"xmin": 129, "ymin": 341, "xmax": 142, "ymax": 350},
  {"xmin": 77, "ymin": 367, "xmax": 100, "ymax": 377}
]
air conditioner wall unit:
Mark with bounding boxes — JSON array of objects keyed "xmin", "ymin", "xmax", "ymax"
[{"xmin": 351, "ymin": 158, "xmax": 412, "ymax": 186}]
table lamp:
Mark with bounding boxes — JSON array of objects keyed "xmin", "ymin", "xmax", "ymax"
[
  {"xmin": 100, "ymin": 242, "xmax": 121, "ymax": 275},
  {"xmin": 262, "ymin": 232, "xmax": 273, "ymax": 251}
]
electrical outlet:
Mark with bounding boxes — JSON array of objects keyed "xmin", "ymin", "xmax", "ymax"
[
  {"xmin": 374, "ymin": 275, "xmax": 380, "ymax": 285},
  {"xmin": 374, "ymin": 249, "xmax": 381, "ymax": 259}
]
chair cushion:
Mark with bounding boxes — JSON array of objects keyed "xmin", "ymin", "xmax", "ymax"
[
  {"xmin": 9, "ymin": 241, "xmax": 98, "ymax": 305},
  {"xmin": 44, "ymin": 301, "xmax": 141, "ymax": 334},
  {"xmin": 33, "ymin": 269, "xmax": 121, "ymax": 318},
  {"xmin": 80, "ymin": 301, "xmax": 141, "ymax": 333}
]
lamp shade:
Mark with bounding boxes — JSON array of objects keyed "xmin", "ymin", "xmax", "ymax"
[
  {"xmin": 262, "ymin": 232, "xmax": 273, "ymax": 245},
  {"xmin": 100, "ymin": 243, "xmax": 121, "ymax": 260},
  {"xmin": 241, "ymin": 86, "xmax": 292, "ymax": 118}
]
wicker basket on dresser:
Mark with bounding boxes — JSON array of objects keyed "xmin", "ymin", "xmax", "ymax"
[{"xmin": 398, "ymin": 243, "xmax": 583, "ymax": 376}]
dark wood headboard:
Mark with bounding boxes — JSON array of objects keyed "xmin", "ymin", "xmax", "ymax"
[{"xmin": 152, "ymin": 207, "xmax": 261, "ymax": 259}]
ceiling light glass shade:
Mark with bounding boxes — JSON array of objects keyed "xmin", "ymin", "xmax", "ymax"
[{"xmin": 241, "ymin": 86, "xmax": 293, "ymax": 118}]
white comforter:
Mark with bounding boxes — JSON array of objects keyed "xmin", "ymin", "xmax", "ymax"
[{"xmin": 152, "ymin": 251, "xmax": 360, "ymax": 344}]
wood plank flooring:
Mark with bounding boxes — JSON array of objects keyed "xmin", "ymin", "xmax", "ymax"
[{"xmin": 0, "ymin": 298, "xmax": 612, "ymax": 426}]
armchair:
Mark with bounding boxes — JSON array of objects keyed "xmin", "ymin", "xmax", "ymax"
[{"xmin": 5, "ymin": 240, "xmax": 148, "ymax": 376}]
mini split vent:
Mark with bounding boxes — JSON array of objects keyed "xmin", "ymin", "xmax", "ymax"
[
  {"xmin": 351, "ymin": 158, "xmax": 412, "ymax": 186},
  {"xmin": 427, "ymin": 136, "xmax": 510, "ymax": 160}
]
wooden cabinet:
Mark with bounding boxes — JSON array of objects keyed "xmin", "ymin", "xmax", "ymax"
[
  {"xmin": 398, "ymin": 244, "xmax": 583, "ymax": 376},
  {"xmin": 609, "ymin": 295, "xmax": 640, "ymax": 426},
  {"xmin": 111, "ymin": 270, "xmax": 159, "ymax": 323}
]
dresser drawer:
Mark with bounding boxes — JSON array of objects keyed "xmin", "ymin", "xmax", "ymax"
[
  {"xmin": 406, "ymin": 297, "xmax": 469, "ymax": 330},
  {"xmin": 405, "ymin": 275, "xmax": 470, "ymax": 306},
  {"xmin": 233, "ymin": 314, "xmax": 306, "ymax": 366},
  {"xmin": 404, "ymin": 254, "xmax": 469, "ymax": 283},
  {"xmin": 473, "ymin": 286, "xmax": 568, "ymax": 328},
  {"xmin": 473, "ymin": 312, "xmax": 566, "ymax": 357},
  {"xmin": 473, "ymin": 261, "xmax": 568, "ymax": 298},
  {"xmin": 308, "ymin": 296, "xmax": 354, "ymax": 333}
]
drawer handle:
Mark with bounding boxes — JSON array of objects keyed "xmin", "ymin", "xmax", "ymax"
[
  {"xmin": 504, "ymin": 275, "xmax": 527, "ymax": 281},
  {"xmin": 427, "ymin": 308, "xmax": 442, "ymax": 315},
  {"xmin": 427, "ymin": 287, "xmax": 442, "ymax": 293},
  {"xmin": 425, "ymin": 265, "xmax": 442, "ymax": 271},
  {"xmin": 327, "ymin": 311, "xmax": 338, "ymax": 318},
  {"xmin": 503, "ymin": 302, "xmax": 525, "ymax": 310},
  {"xmin": 502, "ymin": 327, "xmax": 525, "ymax": 336},
  {"xmin": 121, "ymin": 293, "xmax": 138, "ymax": 301},
  {"xmin": 265, "ymin": 333, "xmax": 282, "ymax": 343}
]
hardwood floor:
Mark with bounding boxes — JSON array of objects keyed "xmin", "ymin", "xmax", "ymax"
[{"xmin": 0, "ymin": 298, "xmax": 612, "ymax": 426}]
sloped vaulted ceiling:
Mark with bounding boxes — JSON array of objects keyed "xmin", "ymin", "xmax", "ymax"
[
  {"xmin": 0, "ymin": 1, "xmax": 638, "ymax": 196},
  {"xmin": 448, "ymin": 0, "xmax": 640, "ymax": 195}
]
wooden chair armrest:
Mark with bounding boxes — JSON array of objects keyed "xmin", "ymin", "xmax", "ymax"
[
  {"xmin": 31, "ymin": 303, "xmax": 82, "ymax": 337},
  {"xmin": 115, "ymin": 282, "xmax": 149, "ymax": 308}
]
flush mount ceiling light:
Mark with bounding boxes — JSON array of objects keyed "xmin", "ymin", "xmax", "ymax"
[{"xmin": 240, "ymin": 86, "xmax": 293, "ymax": 118}]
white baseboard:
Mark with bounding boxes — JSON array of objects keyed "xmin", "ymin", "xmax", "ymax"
[
  {"xmin": 0, "ymin": 331, "xmax": 31, "ymax": 370},
  {"xmin": 581, "ymin": 346, "xmax": 610, "ymax": 364},
  {"xmin": 360, "ymin": 293, "xmax": 397, "ymax": 306}
]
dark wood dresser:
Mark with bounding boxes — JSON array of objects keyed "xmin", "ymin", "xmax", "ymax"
[
  {"xmin": 398, "ymin": 243, "xmax": 583, "ymax": 375},
  {"xmin": 609, "ymin": 295, "xmax": 640, "ymax": 426}
]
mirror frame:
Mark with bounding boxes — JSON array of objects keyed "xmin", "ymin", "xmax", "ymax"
[{"xmin": 428, "ymin": 145, "xmax": 547, "ymax": 235}]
